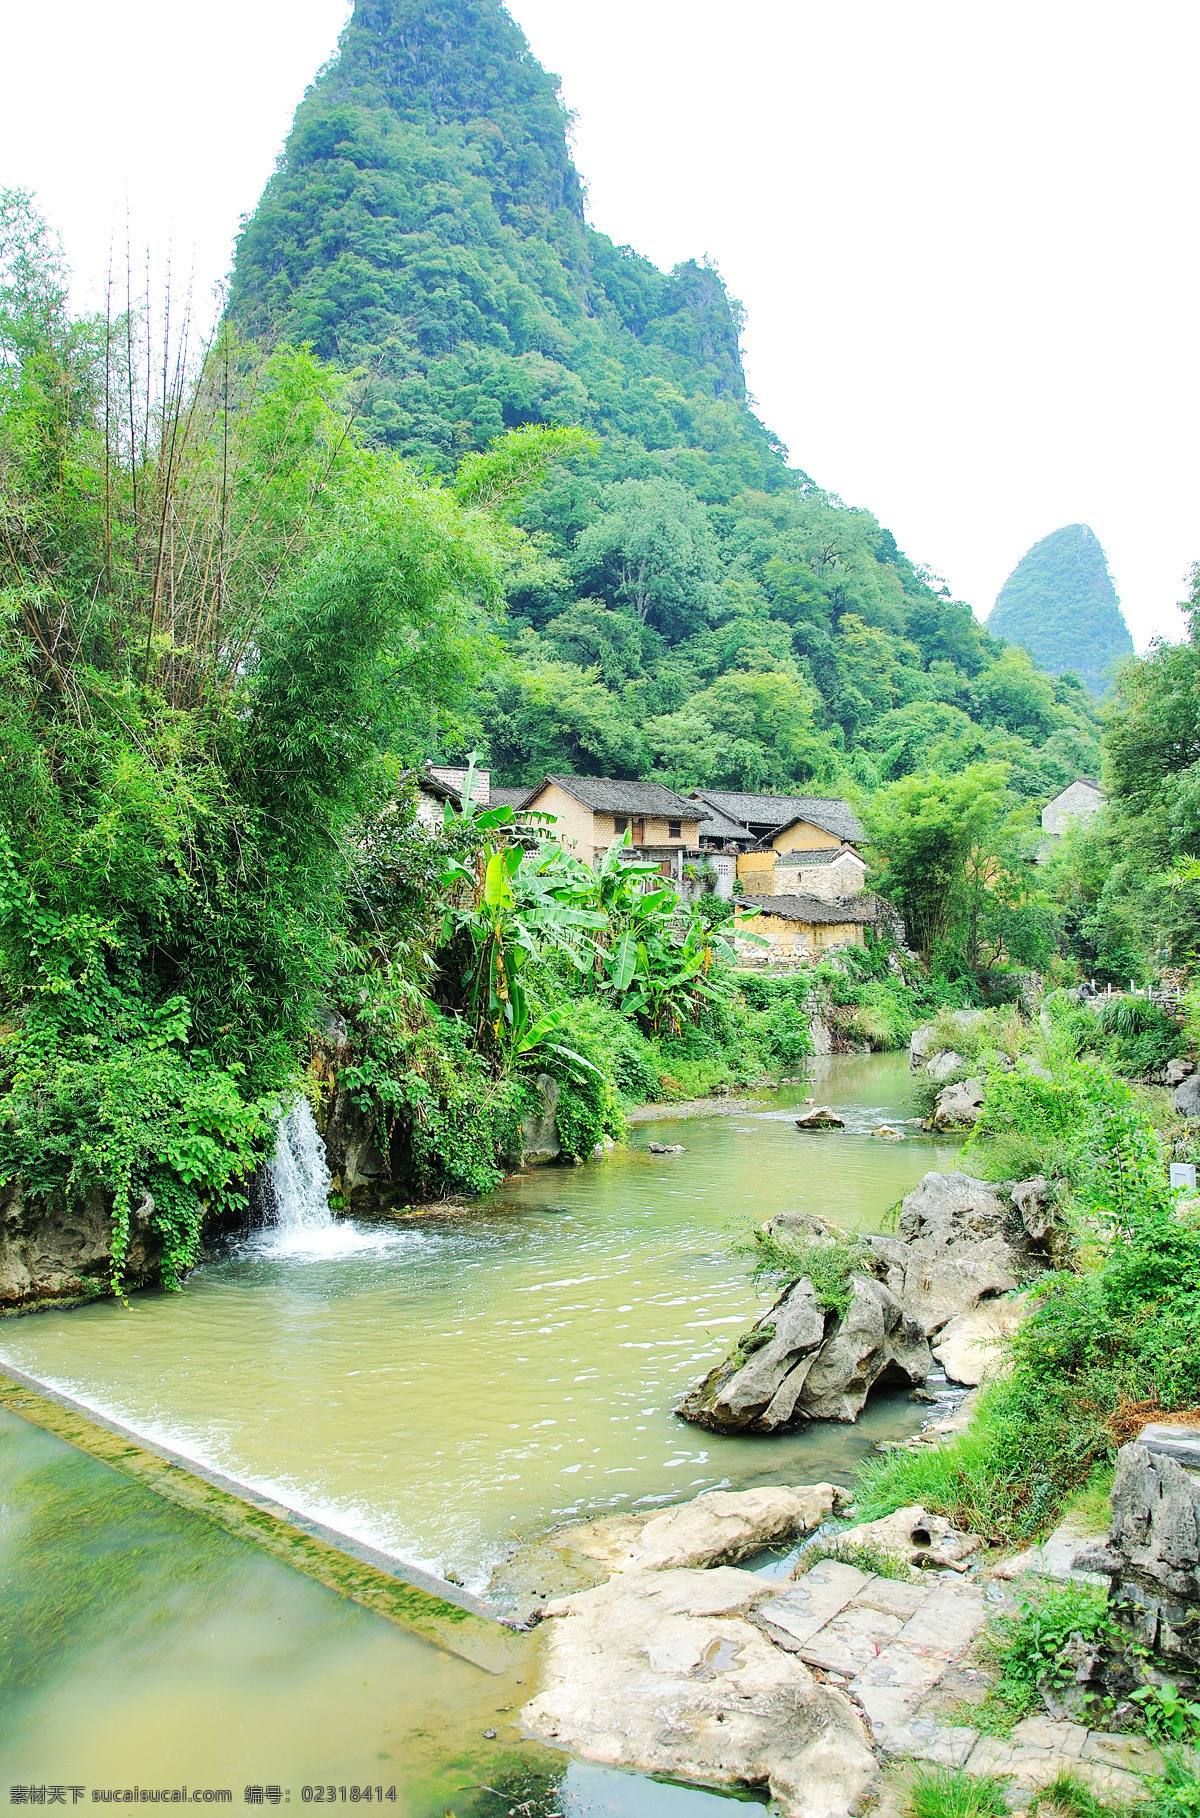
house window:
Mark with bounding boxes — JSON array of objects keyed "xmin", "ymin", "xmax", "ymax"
[
  {"xmin": 613, "ymin": 816, "xmax": 627, "ymax": 833},
  {"xmin": 668, "ymin": 819, "xmax": 681, "ymax": 839}
]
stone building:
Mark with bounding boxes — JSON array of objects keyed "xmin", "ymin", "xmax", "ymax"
[{"xmin": 1041, "ymin": 777, "xmax": 1103, "ymax": 844}]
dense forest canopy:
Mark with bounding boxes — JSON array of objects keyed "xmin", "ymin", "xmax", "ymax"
[
  {"xmin": 987, "ymin": 523, "xmax": 1133, "ymax": 699},
  {"xmin": 230, "ymin": 0, "xmax": 1101, "ymax": 799}
]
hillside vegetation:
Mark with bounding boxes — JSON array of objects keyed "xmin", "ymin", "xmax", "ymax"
[
  {"xmin": 230, "ymin": 0, "xmax": 1100, "ymax": 800},
  {"xmin": 988, "ymin": 523, "xmax": 1133, "ymax": 698}
]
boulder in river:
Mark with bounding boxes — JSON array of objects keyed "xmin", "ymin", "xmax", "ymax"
[
  {"xmin": 865, "ymin": 1170, "xmax": 1038, "ymax": 1338},
  {"xmin": 795, "ymin": 1105, "xmax": 844, "ymax": 1130},
  {"xmin": 521, "ymin": 1566, "xmax": 877, "ymax": 1818},
  {"xmin": 675, "ymin": 1274, "xmax": 930, "ymax": 1433},
  {"xmin": 925, "ymin": 1050, "xmax": 967, "ymax": 1083},
  {"xmin": 928, "ymin": 1077, "xmax": 985, "ymax": 1130}
]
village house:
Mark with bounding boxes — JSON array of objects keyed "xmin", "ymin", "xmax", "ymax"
[
  {"xmin": 732, "ymin": 892, "xmax": 876, "ymax": 962},
  {"xmin": 518, "ymin": 776, "xmax": 703, "ymax": 880},
  {"xmin": 1039, "ymin": 777, "xmax": 1103, "ymax": 856}
]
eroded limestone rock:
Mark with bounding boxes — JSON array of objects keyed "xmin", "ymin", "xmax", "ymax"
[
  {"xmin": 932, "ymin": 1293, "xmax": 1030, "ymax": 1386},
  {"xmin": 836, "ymin": 1504, "xmax": 983, "ymax": 1571},
  {"xmin": 865, "ymin": 1171, "xmax": 1033, "ymax": 1338},
  {"xmin": 928, "ymin": 1078, "xmax": 985, "ymax": 1131},
  {"xmin": 1076, "ymin": 1438, "xmax": 1200, "ymax": 1670},
  {"xmin": 676, "ymin": 1273, "xmax": 929, "ymax": 1433},
  {"xmin": 618, "ymin": 1484, "xmax": 845, "ymax": 1572},
  {"xmin": 0, "ymin": 1180, "xmax": 160, "ymax": 1311},
  {"xmin": 521, "ymin": 1567, "xmax": 877, "ymax": 1818},
  {"xmin": 925, "ymin": 1050, "xmax": 967, "ymax": 1084}
]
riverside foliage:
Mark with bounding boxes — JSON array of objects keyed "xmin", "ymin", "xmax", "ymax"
[{"xmin": 0, "ymin": 191, "xmax": 832, "ymax": 1286}]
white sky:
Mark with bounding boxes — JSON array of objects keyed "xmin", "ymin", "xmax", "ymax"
[{"xmin": 3, "ymin": 0, "xmax": 1196, "ymax": 648}]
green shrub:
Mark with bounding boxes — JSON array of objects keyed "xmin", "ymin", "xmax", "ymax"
[
  {"xmin": 1141, "ymin": 1750, "xmax": 1200, "ymax": 1818},
  {"xmin": 734, "ymin": 1223, "xmax": 871, "ymax": 1316},
  {"xmin": 972, "ymin": 1581, "xmax": 1116, "ymax": 1734}
]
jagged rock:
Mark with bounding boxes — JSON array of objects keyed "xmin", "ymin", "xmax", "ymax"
[
  {"xmin": 521, "ymin": 1567, "xmax": 878, "ymax": 1818},
  {"xmin": 1166, "ymin": 1059, "xmax": 1195, "ymax": 1087},
  {"xmin": 0, "ymin": 1180, "xmax": 160, "ymax": 1310},
  {"xmin": 676, "ymin": 1275, "xmax": 930, "ymax": 1433},
  {"xmin": 1076, "ymin": 1438, "xmax": 1200, "ymax": 1669},
  {"xmin": 615, "ymin": 1485, "xmax": 846, "ymax": 1572},
  {"xmin": 1174, "ymin": 1074, "xmax": 1200, "ymax": 1120},
  {"xmin": 865, "ymin": 1172, "xmax": 1034, "ymax": 1338},
  {"xmin": 932, "ymin": 1293, "xmax": 1029, "ymax": 1385},
  {"xmin": 837, "ymin": 1505, "xmax": 984, "ymax": 1570},
  {"xmin": 648, "ymin": 1142, "xmax": 685, "ymax": 1154},
  {"xmin": 795, "ymin": 1106, "xmax": 844, "ymax": 1129},
  {"xmin": 763, "ymin": 1211, "xmax": 843, "ymax": 1245},
  {"xmin": 925, "ymin": 1050, "xmax": 967, "ymax": 1083},
  {"xmin": 792, "ymin": 1278, "xmax": 931, "ymax": 1422},
  {"xmin": 928, "ymin": 1078, "xmax": 985, "ymax": 1130},
  {"xmin": 676, "ymin": 1277, "xmax": 828, "ymax": 1431},
  {"xmin": 1010, "ymin": 1174, "xmax": 1054, "ymax": 1241}
]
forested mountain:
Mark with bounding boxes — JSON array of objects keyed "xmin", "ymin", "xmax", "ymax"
[
  {"xmin": 231, "ymin": 0, "xmax": 1100, "ymax": 797},
  {"xmin": 988, "ymin": 524, "xmax": 1133, "ymax": 698}
]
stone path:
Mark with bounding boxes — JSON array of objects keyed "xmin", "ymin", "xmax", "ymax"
[{"xmin": 763, "ymin": 1559, "xmax": 1163, "ymax": 1805}]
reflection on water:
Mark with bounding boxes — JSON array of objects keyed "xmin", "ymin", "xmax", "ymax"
[{"xmin": 0, "ymin": 1055, "xmax": 959, "ymax": 1590}]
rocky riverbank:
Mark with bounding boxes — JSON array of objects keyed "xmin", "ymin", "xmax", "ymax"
[
  {"xmin": 501, "ymin": 1409, "xmax": 1199, "ymax": 1818},
  {"xmin": 675, "ymin": 1169, "xmax": 1052, "ymax": 1431}
]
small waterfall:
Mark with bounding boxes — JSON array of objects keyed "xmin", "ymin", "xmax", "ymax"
[
  {"xmin": 254, "ymin": 1098, "xmax": 408, "ymax": 1260},
  {"xmin": 265, "ymin": 1100, "xmax": 335, "ymax": 1237}
]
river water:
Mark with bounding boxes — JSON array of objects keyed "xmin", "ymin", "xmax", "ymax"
[{"xmin": 0, "ymin": 1053, "xmax": 958, "ymax": 1801}]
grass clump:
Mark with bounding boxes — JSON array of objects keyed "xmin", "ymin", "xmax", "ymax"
[
  {"xmin": 904, "ymin": 1766, "xmax": 1009, "ymax": 1818},
  {"xmin": 1028, "ymin": 1769, "xmax": 1132, "ymax": 1818},
  {"xmin": 793, "ymin": 1537, "xmax": 911, "ymax": 1580},
  {"xmin": 970, "ymin": 1581, "xmax": 1116, "ymax": 1736},
  {"xmin": 733, "ymin": 1223, "xmax": 873, "ymax": 1318},
  {"xmin": 1141, "ymin": 1751, "xmax": 1200, "ymax": 1818}
]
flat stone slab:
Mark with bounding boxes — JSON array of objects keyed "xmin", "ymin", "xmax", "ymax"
[
  {"xmin": 992, "ymin": 1521, "xmax": 1109, "ymax": 1585},
  {"xmin": 1137, "ymin": 1421, "xmax": 1200, "ymax": 1471},
  {"xmin": 757, "ymin": 1559, "xmax": 873, "ymax": 1646}
]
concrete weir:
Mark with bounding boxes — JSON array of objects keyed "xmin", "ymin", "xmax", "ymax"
[{"xmin": 0, "ymin": 1361, "xmax": 527, "ymax": 1674}]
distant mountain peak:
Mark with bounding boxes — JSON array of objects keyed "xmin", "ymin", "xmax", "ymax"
[{"xmin": 987, "ymin": 523, "xmax": 1133, "ymax": 697}]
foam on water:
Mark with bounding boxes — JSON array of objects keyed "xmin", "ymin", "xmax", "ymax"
[{"xmin": 253, "ymin": 1099, "xmax": 411, "ymax": 1260}]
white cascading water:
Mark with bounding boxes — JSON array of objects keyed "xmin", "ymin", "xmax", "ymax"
[
  {"xmin": 255, "ymin": 1098, "xmax": 401, "ymax": 1258},
  {"xmin": 266, "ymin": 1099, "xmax": 336, "ymax": 1239}
]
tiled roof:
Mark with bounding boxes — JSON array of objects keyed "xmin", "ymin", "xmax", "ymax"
[
  {"xmin": 772, "ymin": 846, "xmax": 867, "ymax": 869},
  {"xmin": 488, "ymin": 786, "xmax": 532, "ymax": 809},
  {"xmin": 690, "ymin": 791, "xmax": 864, "ymax": 844},
  {"xmin": 737, "ymin": 893, "xmax": 877, "ymax": 925},
  {"xmin": 528, "ymin": 775, "xmax": 701, "ymax": 818},
  {"xmin": 697, "ymin": 804, "xmax": 753, "ymax": 841}
]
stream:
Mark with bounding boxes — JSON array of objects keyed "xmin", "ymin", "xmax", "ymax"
[{"xmin": 0, "ymin": 1053, "xmax": 959, "ymax": 1803}]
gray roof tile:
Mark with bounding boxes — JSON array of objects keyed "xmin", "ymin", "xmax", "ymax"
[
  {"xmin": 690, "ymin": 791, "xmax": 864, "ymax": 843},
  {"xmin": 738, "ymin": 893, "xmax": 876, "ymax": 925},
  {"xmin": 528, "ymin": 775, "xmax": 701, "ymax": 818}
]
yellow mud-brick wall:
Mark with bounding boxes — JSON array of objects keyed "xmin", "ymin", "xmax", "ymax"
[
  {"xmin": 772, "ymin": 818, "xmax": 844, "ymax": 853},
  {"xmin": 525, "ymin": 781, "xmax": 596, "ymax": 856},
  {"xmin": 736, "ymin": 850, "xmax": 777, "ymax": 891},
  {"xmin": 638, "ymin": 814, "xmax": 700, "ymax": 846},
  {"xmin": 735, "ymin": 912, "xmax": 866, "ymax": 955}
]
